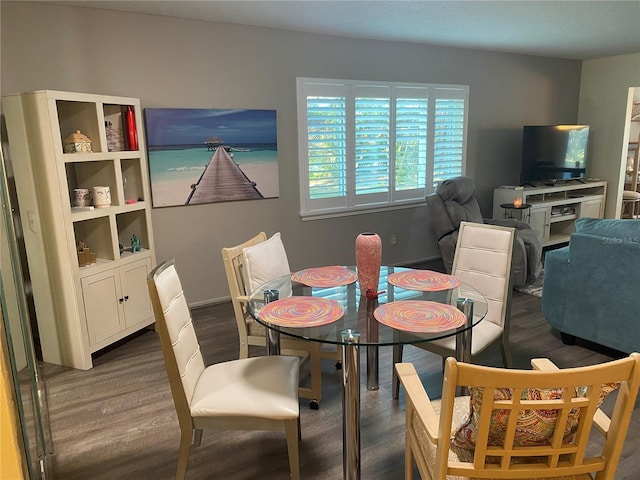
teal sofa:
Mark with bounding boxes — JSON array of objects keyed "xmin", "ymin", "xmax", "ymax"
[{"xmin": 542, "ymin": 218, "xmax": 640, "ymax": 354}]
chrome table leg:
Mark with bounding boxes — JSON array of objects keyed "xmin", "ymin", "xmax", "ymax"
[
  {"xmin": 366, "ymin": 345, "xmax": 379, "ymax": 391},
  {"xmin": 341, "ymin": 329, "xmax": 361, "ymax": 480},
  {"xmin": 455, "ymin": 298, "xmax": 474, "ymax": 395},
  {"xmin": 266, "ymin": 327, "xmax": 281, "ymax": 355}
]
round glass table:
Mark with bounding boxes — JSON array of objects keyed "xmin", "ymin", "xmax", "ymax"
[{"xmin": 248, "ymin": 266, "xmax": 488, "ymax": 480}]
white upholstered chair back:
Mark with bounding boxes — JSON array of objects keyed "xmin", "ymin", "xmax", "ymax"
[
  {"xmin": 392, "ymin": 222, "xmax": 517, "ymax": 399},
  {"xmin": 222, "ymin": 231, "xmax": 277, "ymax": 358},
  {"xmin": 222, "ymin": 233, "xmax": 326, "ymax": 407},
  {"xmin": 148, "ymin": 259, "xmax": 204, "ymax": 406},
  {"xmin": 452, "ymin": 221, "xmax": 515, "ymax": 329}
]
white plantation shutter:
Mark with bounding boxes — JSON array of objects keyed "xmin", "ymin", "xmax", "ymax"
[
  {"xmin": 394, "ymin": 87, "xmax": 429, "ymax": 201},
  {"xmin": 305, "ymin": 87, "xmax": 347, "ymax": 204},
  {"xmin": 298, "ymin": 78, "xmax": 468, "ymax": 219},
  {"xmin": 433, "ymin": 89, "xmax": 467, "ymax": 188},
  {"xmin": 354, "ymin": 85, "xmax": 390, "ymax": 204}
]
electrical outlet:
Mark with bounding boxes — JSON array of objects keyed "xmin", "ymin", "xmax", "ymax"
[{"xmin": 391, "ymin": 234, "xmax": 397, "ymax": 246}]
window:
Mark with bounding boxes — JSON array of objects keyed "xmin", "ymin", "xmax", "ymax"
[{"xmin": 297, "ymin": 78, "xmax": 468, "ymax": 219}]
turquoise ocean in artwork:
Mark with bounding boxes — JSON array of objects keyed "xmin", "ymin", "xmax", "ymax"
[
  {"xmin": 149, "ymin": 146, "xmax": 278, "ymax": 183},
  {"xmin": 148, "ymin": 145, "xmax": 277, "ymax": 185},
  {"xmin": 147, "ymin": 144, "xmax": 279, "ymax": 206}
]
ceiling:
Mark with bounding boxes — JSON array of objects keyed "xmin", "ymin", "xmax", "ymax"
[
  {"xmin": 51, "ymin": 0, "xmax": 640, "ymax": 60},
  {"xmin": 51, "ymin": 0, "xmax": 640, "ymax": 59}
]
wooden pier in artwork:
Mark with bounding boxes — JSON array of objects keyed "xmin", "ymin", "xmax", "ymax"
[{"xmin": 186, "ymin": 146, "xmax": 263, "ymax": 204}]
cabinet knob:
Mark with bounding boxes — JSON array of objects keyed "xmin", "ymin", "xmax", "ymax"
[
  {"xmin": 119, "ymin": 297, "xmax": 124, "ymax": 303},
  {"xmin": 124, "ymin": 296, "xmax": 129, "ymax": 301}
]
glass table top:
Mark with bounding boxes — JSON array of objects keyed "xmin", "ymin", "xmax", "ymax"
[{"xmin": 247, "ymin": 266, "xmax": 488, "ymax": 347}]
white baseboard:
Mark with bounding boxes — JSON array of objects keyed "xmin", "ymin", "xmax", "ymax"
[{"xmin": 189, "ymin": 295, "xmax": 231, "ymax": 310}]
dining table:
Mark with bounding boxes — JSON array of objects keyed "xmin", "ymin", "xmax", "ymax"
[{"xmin": 247, "ymin": 265, "xmax": 488, "ymax": 480}]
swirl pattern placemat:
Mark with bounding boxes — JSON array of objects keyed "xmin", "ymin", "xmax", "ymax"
[
  {"xmin": 259, "ymin": 297, "xmax": 345, "ymax": 327},
  {"xmin": 374, "ymin": 300, "xmax": 466, "ymax": 333},
  {"xmin": 291, "ymin": 266, "xmax": 357, "ymax": 287},
  {"xmin": 388, "ymin": 270, "xmax": 460, "ymax": 291}
]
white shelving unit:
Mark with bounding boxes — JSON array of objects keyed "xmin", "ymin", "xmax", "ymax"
[
  {"xmin": 493, "ymin": 181, "xmax": 607, "ymax": 247},
  {"xmin": 3, "ymin": 90, "xmax": 156, "ymax": 369}
]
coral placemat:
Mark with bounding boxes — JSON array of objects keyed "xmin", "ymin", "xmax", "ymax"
[
  {"xmin": 374, "ymin": 300, "xmax": 466, "ymax": 333},
  {"xmin": 259, "ymin": 297, "xmax": 344, "ymax": 327},
  {"xmin": 388, "ymin": 270, "xmax": 460, "ymax": 291},
  {"xmin": 291, "ymin": 266, "xmax": 357, "ymax": 287}
]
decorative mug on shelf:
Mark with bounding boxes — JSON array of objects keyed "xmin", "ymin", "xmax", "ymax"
[
  {"xmin": 73, "ymin": 188, "xmax": 91, "ymax": 207},
  {"xmin": 92, "ymin": 186, "xmax": 111, "ymax": 208}
]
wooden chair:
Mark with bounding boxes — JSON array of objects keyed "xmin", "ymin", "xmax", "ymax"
[
  {"xmin": 621, "ymin": 190, "xmax": 640, "ymax": 218},
  {"xmin": 623, "ymin": 140, "xmax": 640, "ymax": 218},
  {"xmin": 393, "ymin": 222, "xmax": 516, "ymax": 398},
  {"xmin": 147, "ymin": 258, "xmax": 301, "ymax": 480},
  {"xmin": 396, "ymin": 353, "xmax": 640, "ymax": 480},
  {"xmin": 222, "ymin": 232, "xmax": 340, "ymax": 409}
]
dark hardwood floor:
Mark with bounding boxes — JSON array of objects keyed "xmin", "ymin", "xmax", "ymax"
[{"xmin": 40, "ymin": 278, "xmax": 639, "ymax": 479}]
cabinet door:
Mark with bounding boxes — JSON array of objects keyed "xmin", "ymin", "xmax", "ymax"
[
  {"xmin": 529, "ymin": 206, "xmax": 550, "ymax": 243},
  {"xmin": 120, "ymin": 257, "xmax": 154, "ymax": 329},
  {"xmin": 81, "ymin": 270, "xmax": 125, "ymax": 346},
  {"xmin": 580, "ymin": 198, "xmax": 604, "ymax": 219}
]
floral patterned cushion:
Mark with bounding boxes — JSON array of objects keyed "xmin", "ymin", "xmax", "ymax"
[
  {"xmin": 417, "ymin": 398, "xmax": 595, "ymax": 480},
  {"xmin": 452, "ymin": 383, "xmax": 619, "ymax": 450}
]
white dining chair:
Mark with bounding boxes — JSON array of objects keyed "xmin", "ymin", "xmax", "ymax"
[
  {"xmin": 222, "ymin": 231, "xmax": 342, "ymax": 408},
  {"xmin": 393, "ymin": 221, "xmax": 516, "ymax": 398},
  {"xmin": 147, "ymin": 258, "xmax": 301, "ymax": 479}
]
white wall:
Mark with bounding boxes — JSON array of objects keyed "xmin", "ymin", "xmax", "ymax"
[
  {"xmin": 578, "ymin": 53, "xmax": 640, "ymax": 218},
  {"xmin": 1, "ymin": 2, "xmax": 584, "ymax": 304}
]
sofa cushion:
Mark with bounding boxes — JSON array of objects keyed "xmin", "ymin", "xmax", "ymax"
[{"xmin": 574, "ymin": 218, "xmax": 640, "ymax": 239}]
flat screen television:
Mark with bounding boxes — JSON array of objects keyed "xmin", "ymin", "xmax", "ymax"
[{"xmin": 520, "ymin": 125, "xmax": 590, "ymax": 185}]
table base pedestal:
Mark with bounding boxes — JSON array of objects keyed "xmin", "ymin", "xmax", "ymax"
[{"xmin": 341, "ymin": 329, "xmax": 361, "ymax": 480}]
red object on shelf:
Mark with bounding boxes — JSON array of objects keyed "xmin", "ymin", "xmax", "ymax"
[{"xmin": 124, "ymin": 106, "xmax": 138, "ymax": 151}]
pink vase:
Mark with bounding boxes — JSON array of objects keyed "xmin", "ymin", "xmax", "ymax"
[{"xmin": 355, "ymin": 232, "xmax": 382, "ymax": 297}]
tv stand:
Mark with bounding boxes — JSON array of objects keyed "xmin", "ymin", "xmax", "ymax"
[{"xmin": 493, "ymin": 181, "xmax": 607, "ymax": 247}]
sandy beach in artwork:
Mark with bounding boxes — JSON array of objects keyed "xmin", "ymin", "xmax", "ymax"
[
  {"xmin": 239, "ymin": 162, "xmax": 280, "ymax": 198},
  {"xmin": 151, "ymin": 161, "xmax": 279, "ymax": 207}
]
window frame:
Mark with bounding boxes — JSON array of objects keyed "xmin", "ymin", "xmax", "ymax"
[{"xmin": 297, "ymin": 77, "xmax": 469, "ymax": 220}]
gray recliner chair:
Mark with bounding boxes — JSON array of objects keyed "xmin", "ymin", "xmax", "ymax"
[{"xmin": 427, "ymin": 176, "xmax": 542, "ymax": 287}]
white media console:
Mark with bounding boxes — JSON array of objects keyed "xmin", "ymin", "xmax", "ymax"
[{"xmin": 493, "ymin": 180, "xmax": 607, "ymax": 247}]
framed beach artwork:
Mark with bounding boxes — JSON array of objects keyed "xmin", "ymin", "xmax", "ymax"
[{"xmin": 143, "ymin": 108, "xmax": 279, "ymax": 207}]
